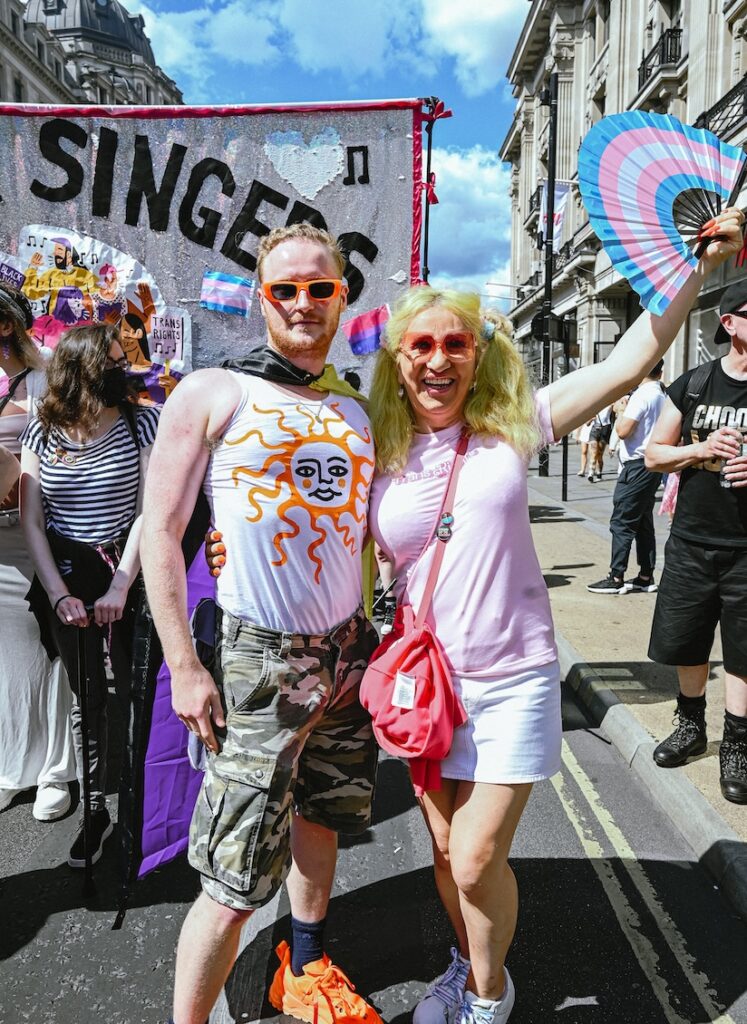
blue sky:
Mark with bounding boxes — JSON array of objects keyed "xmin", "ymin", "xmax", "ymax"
[{"xmin": 128, "ymin": 0, "xmax": 527, "ymax": 305}]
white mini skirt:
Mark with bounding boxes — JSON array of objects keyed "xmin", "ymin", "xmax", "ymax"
[{"xmin": 440, "ymin": 660, "xmax": 562, "ymax": 784}]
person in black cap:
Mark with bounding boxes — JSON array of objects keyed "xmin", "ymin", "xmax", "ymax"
[{"xmin": 645, "ymin": 277, "xmax": 747, "ymax": 804}]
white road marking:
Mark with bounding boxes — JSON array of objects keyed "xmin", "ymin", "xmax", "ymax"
[{"xmin": 554, "ymin": 739, "xmax": 735, "ymax": 1024}]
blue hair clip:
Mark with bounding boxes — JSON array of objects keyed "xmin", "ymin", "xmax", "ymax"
[{"xmin": 481, "ymin": 321, "xmax": 496, "ymax": 342}]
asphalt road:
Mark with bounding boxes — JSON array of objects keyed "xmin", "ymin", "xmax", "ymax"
[{"xmin": 2, "ymin": 681, "xmax": 746, "ymax": 1024}]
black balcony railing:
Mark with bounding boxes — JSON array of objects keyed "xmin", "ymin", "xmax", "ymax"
[
  {"xmin": 637, "ymin": 27, "xmax": 682, "ymax": 91},
  {"xmin": 554, "ymin": 240, "xmax": 574, "ymax": 270},
  {"xmin": 528, "ymin": 184, "xmax": 543, "ymax": 215},
  {"xmin": 694, "ymin": 72, "xmax": 747, "ymax": 137}
]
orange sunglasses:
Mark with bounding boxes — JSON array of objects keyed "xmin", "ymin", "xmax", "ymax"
[{"xmin": 261, "ymin": 279, "xmax": 343, "ymax": 303}]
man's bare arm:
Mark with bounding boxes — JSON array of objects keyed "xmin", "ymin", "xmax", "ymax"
[
  {"xmin": 645, "ymin": 397, "xmax": 741, "ymax": 473},
  {"xmin": 141, "ymin": 368, "xmax": 239, "ymax": 751}
]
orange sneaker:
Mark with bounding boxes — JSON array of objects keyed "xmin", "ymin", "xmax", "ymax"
[{"xmin": 268, "ymin": 940, "xmax": 384, "ymax": 1024}]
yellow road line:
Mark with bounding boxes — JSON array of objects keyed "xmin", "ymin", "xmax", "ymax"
[
  {"xmin": 555, "ymin": 739, "xmax": 735, "ymax": 1024},
  {"xmin": 551, "ymin": 770, "xmax": 688, "ymax": 1023}
]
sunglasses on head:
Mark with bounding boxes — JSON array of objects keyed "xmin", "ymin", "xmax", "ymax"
[
  {"xmin": 261, "ymin": 279, "xmax": 343, "ymax": 303},
  {"xmin": 399, "ymin": 330, "xmax": 476, "ymax": 363}
]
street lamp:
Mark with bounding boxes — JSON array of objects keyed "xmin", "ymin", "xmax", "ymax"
[{"xmin": 538, "ymin": 71, "xmax": 558, "ymax": 479}]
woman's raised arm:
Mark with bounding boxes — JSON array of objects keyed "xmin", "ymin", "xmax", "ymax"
[{"xmin": 547, "ymin": 208, "xmax": 745, "ymax": 439}]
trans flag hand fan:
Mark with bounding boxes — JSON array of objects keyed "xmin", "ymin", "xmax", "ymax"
[{"xmin": 578, "ymin": 111, "xmax": 747, "ymax": 316}]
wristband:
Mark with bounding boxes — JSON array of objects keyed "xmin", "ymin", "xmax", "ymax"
[{"xmin": 52, "ymin": 594, "xmax": 70, "ymax": 613}]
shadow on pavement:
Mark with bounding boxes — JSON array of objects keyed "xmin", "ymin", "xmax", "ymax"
[
  {"xmin": 223, "ymin": 855, "xmax": 747, "ymax": 1024},
  {"xmin": 529, "ymin": 504, "xmax": 584, "ymax": 524},
  {"xmin": 0, "ymin": 827, "xmax": 200, "ymax": 960},
  {"xmin": 575, "ymin": 660, "xmax": 721, "ymax": 705}
]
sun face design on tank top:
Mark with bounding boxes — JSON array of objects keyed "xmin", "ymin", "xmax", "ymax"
[{"xmin": 225, "ymin": 401, "xmax": 374, "ymax": 583}]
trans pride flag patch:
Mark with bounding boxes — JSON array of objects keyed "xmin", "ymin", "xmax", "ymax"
[{"xmin": 200, "ymin": 271, "xmax": 255, "ymax": 317}]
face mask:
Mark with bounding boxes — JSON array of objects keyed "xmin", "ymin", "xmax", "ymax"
[{"xmin": 99, "ymin": 366, "xmax": 129, "ymax": 407}]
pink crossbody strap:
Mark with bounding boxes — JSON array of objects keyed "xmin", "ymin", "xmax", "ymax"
[{"xmin": 414, "ymin": 429, "xmax": 469, "ymax": 632}]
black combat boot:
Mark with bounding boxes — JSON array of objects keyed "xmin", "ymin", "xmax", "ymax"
[
  {"xmin": 653, "ymin": 694, "xmax": 707, "ymax": 767},
  {"xmin": 380, "ymin": 596, "xmax": 397, "ymax": 637},
  {"xmin": 720, "ymin": 713, "xmax": 747, "ymax": 804}
]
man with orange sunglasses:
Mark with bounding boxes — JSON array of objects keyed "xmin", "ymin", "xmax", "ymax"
[{"xmin": 141, "ymin": 223, "xmax": 382, "ymax": 1024}]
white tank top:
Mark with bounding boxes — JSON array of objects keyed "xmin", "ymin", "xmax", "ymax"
[{"xmin": 203, "ymin": 373, "xmax": 374, "ymax": 633}]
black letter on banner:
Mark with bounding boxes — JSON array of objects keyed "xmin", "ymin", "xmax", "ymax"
[
  {"xmin": 343, "ymin": 146, "xmax": 370, "ymax": 186},
  {"xmin": 179, "ymin": 158, "xmax": 236, "ymax": 249},
  {"xmin": 31, "ymin": 119, "xmax": 88, "ymax": 202},
  {"xmin": 337, "ymin": 231, "xmax": 378, "ymax": 304},
  {"xmin": 221, "ymin": 180, "xmax": 289, "ymax": 272},
  {"xmin": 125, "ymin": 136, "xmax": 188, "ymax": 231},
  {"xmin": 285, "ymin": 202, "xmax": 328, "ymax": 230},
  {"xmin": 92, "ymin": 126, "xmax": 119, "ymax": 218}
]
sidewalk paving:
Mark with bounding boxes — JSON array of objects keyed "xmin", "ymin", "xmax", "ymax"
[{"xmin": 528, "ymin": 442, "xmax": 747, "ymax": 920}]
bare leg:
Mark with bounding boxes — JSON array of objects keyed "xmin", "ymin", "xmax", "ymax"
[
  {"xmin": 725, "ymin": 672, "xmax": 747, "ymax": 716},
  {"xmin": 173, "ymin": 892, "xmax": 253, "ymax": 1024},
  {"xmin": 419, "ymin": 780, "xmax": 468, "ymax": 956},
  {"xmin": 449, "ymin": 782, "xmax": 532, "ymax": 999},
  {"xmin": 374, "ymin": 543, "xmax": 394, "ymax": 589},
  {"xmin": 677, "ymin": 663, "xmax": 709, "ymax": 698},
  {"xmin": 285, "ymin": 811, "xmax": 338, "ymax": 922},
  {"xmin": 588, "ymin": 440, "xmax": 600, "ymax": 476},
  {"xmin": 173, "ymin": 814, "xmax": 337, "ymax": 1022},
  {"xmin": 578, "ymin": 441, "xmax": 588, "ymax": 475},
  {"xmin": 596, "ymin": 441, "xmax": 607, "ymax": 476}
]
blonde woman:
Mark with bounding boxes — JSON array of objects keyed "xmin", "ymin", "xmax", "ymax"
[{"xmin": 365, "ymin": 208, "xmax": 742, "ymax": 1024}]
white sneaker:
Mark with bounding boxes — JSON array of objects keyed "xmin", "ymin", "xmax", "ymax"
[
  {"xmin": 0, "ymin": 788, "xmax": 23, "ymax": 813},
  {"xmin": 460, "ymin": 970, "xmax": 515, "ymax": 1024},
  {"xmin": 33, "ymin": 782, "xmax": 71, "ymax": 821}
]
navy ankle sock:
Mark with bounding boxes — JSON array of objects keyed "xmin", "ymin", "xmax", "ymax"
[{"xmin": 290, "ymin": 916, "xmax": 326, "ymax": 976}]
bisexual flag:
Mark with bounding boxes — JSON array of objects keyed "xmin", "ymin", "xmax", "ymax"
[
  {"xmin": 342, "ymin": 304, "xmax": 390, "ymax": 356},
  {"xmin": 200, "ymin": 271, "xmax": 255, "ymax": 317}
]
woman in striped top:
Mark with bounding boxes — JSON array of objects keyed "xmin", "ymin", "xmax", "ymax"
[{"xmin": 21, "ymin": 323, "xmax": 159, "ymax": 868}]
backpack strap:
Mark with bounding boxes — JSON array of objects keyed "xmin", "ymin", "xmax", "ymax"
[
  {"xmin": 0, "ymin": 367, "xmax": 31, "ymax": 417},
  {"xmin": 119, "ymin": 401, "xmax": 139, "ymax": 448},
  {"xmin": 681, "ymin": 361, "xmax": 716, "ymax": 420}
]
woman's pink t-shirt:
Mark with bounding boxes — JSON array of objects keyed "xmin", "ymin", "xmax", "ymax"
[{"xmin": 369, "ymin": 389, "xmax": 557, "ymax": 678}]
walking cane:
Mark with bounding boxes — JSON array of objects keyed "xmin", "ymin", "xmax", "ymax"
[
  {"xmin": 372, "ymin": 577, "xmax": 397, "ymax": 613},
  {"xmin": 77, "ymin": 617, "xmax": 95, "ymax": 897}
]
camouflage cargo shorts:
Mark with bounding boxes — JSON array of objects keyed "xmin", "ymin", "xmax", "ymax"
[{"xmin": 189, "ymin": 605, "xmax": 379, "ymax": 911}]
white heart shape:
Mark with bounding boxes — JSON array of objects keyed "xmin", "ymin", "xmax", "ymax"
[{"xmin": 264, "ymin": 127, "xmax": 344, "ymax": 201}]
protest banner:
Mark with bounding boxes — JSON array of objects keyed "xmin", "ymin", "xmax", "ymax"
[
  {"xmin": 0, "ymin": 99, "xmax": 431, "ymax": 902},
  {"xmin": 0, "ymin": 100, "xmax": 425, "ymax": 384}
]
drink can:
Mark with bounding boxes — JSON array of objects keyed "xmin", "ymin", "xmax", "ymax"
[{"xmin": 720, "ymin": 442, "xmax": 746, "ymax": 488}]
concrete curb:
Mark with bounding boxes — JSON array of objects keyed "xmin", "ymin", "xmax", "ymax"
[{"xmin": 556, "ymin": 632, "xmax": 747, "ymax": 922}]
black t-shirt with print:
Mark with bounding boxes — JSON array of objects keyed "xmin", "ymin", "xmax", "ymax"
[{"xmin": 668, "ymin": 359, "xmax": 747, "ymax": 547}]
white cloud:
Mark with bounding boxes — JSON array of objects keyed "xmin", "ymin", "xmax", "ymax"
[
  {"xmin": 128, "ymin": 0, "xmax": 523, "ymax": 96},
  {"xmin": 421, "ymin": 0, "xmax": 527, "ymax": 96},
  {"xmin": 278, "ymin": 0, "xmax": 423, "ymax": 78},
  {"xmin": 206, "ymin": 2, "xmax": 281, "ymax": 67},
  {"xmin": 427, "ymin": 145, "xmax": 512, "ymax": 294},
  {"xmin": 129, "ymin": 0, "xmax": 425, "ymax": 87},
  {"xmin": 430, "ymin": 258, "xmax": 513, "ymax": 312}
]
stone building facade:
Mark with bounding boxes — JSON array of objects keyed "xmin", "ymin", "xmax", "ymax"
[
  {"xmin": 0, "ymin": 0, "xmax": 180, "ymax": 106},
  {"xmin": 500, "ymin": 0, "xmax": 747, "ymax": 381}
]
